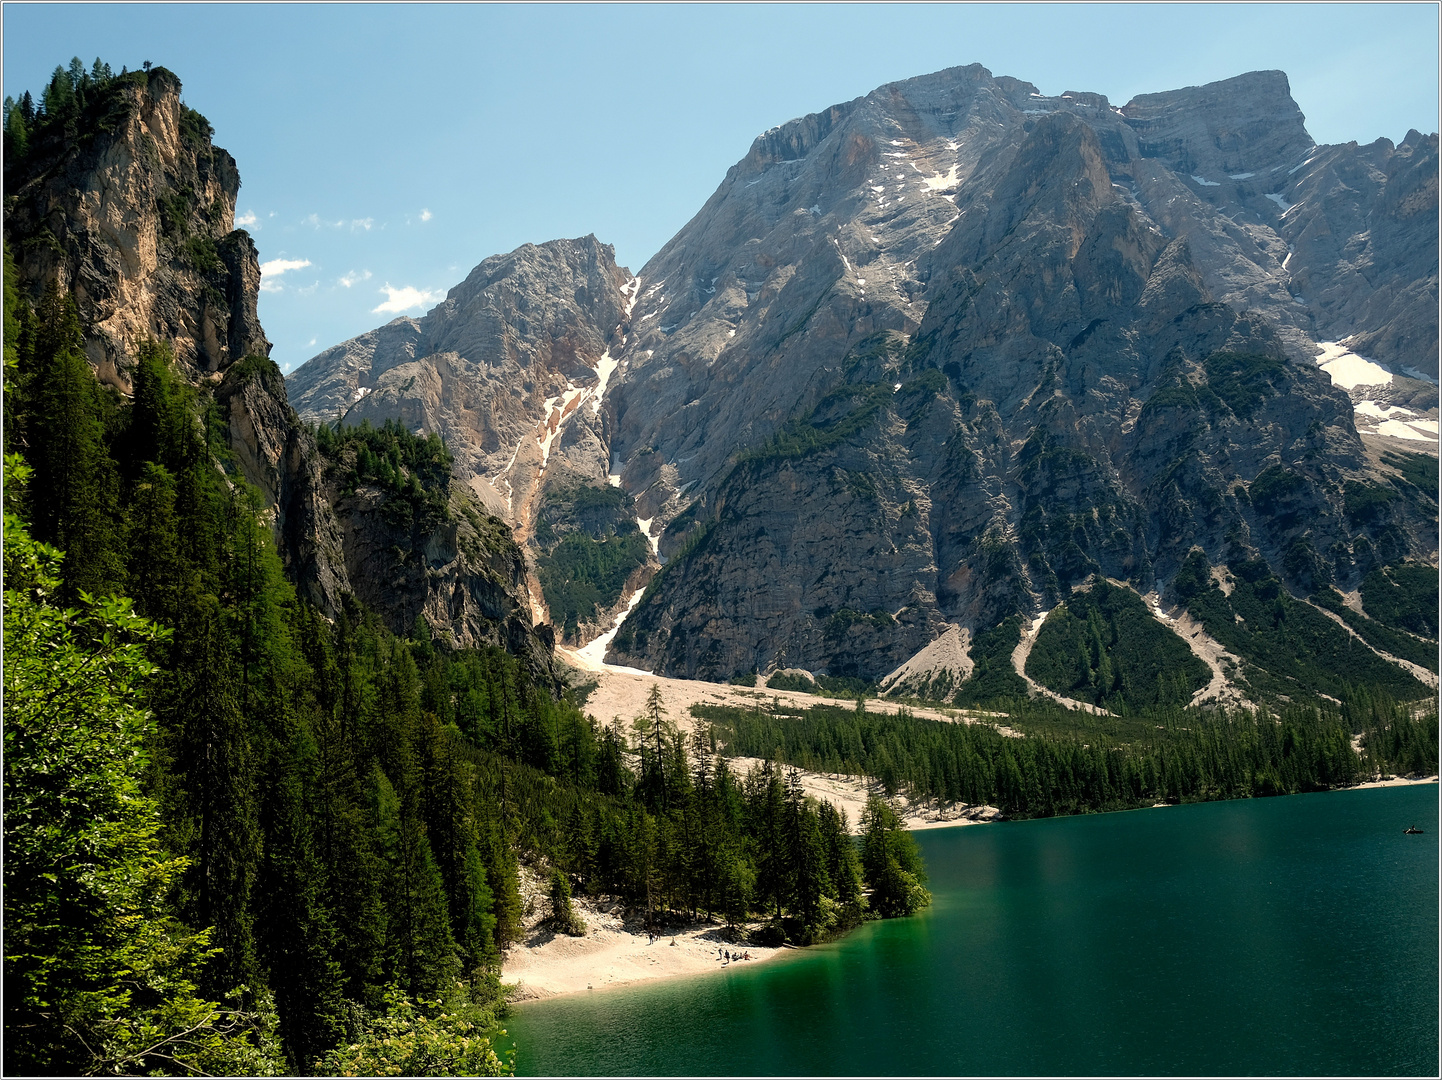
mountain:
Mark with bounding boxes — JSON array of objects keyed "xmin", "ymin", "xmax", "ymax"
[
  {"xmin": 3, "ymin": 66, "xmax": 559, "ymax": 681},
  {"xmin": 290, "ymin": 64, "xmax": 1438, "ymax": 693}
]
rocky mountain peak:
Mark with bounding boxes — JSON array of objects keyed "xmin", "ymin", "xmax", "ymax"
[
  {"xmin": 4, "ymin": 66, "xmax": 267, "ymax": 388},
  {"xmin": 1120, "ymin": 69, "xmax": 1314, "ymax": 178},
  {"xmin": 288, "ymin": 62, "xmax": 1436, "ymax": 681}
]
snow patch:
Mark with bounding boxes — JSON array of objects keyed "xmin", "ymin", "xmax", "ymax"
[
  {"xmin": 1190, "ymin": 175, "xmax": 1221, "ymax": 187},
  {"xmin": 1315, "ymin": 341, "xmax": 1394, "ymax": 389},
  {"xmin": 590, "ymin": 349, "xmax": 619, "ymax": 416},
  {"xmin": 1376, "ymin": 419, "xmax": 1435, "ymax": 441},
  {"xmin": 607, "ymin": 473, "xmax": 622, "ymax": 487},
  {"xmin": 922, "ymin": 164, "xmax": 960, "ymax": 192},
  {"xmin": 573, "ymin": 586, "xmax": 652, "ymax": 673},
  {"xmin": 1228, "ymin": 172, "xmax": 1255, "ymax": 179},
  {"xmin": 351, "ymin": 385, "xmax": 372, "ymax": 403}
]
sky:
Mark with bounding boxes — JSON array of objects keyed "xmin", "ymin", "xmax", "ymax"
[{"xmin": 5, "ymin": 3, "xmax": 1439, "ymax": 374}]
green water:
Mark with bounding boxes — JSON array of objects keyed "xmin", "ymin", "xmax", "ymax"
[{"xmin": 505, "ymin": 785, "xmax": 1438, "ymax": 1076}]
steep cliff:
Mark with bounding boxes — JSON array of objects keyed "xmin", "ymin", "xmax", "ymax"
[
  {"xmin": 4, "ymin": 64, "xmax": 560, "ymax": 684},
  {"xmin": 601, "ymin": 68, "xmax": 1438, "ymax": 681}
]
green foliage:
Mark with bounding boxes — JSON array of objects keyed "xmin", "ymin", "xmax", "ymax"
[
  {"xmin": 1380, "ymin": 450, "xmax": 1439, "ymax": 504},
  {"xmin": 1308, "ymin": 587, "xmax": 1438, "ymax": 673},
  {"xmin": 1025, "ymin": 580, "xmax": 1210, "ymax": 711},
  {"xmin": 532, "ymin": 483, "xmax": 633, "ymax": 550},
  {"xmin": 767, "ymin": 671, "xmax": 818, "ymax": 693},
  {"xmin": 698, "ymin": 687, "xmax": 1432, "ymax": 820},
  {"xmin": 3, "ymin": 456, "xmax": 284, "ymax": 1077},
  {"xmin": 183, "ymin": 234, "xmax": 224, "ymax": 273},
  {"xmin": 311, "ymin": 989, "xmax": 512, "ymax": 1077},
  {"xmin": 1201, "ymin": 351, "xmax": 1288, "ymax": 420},
  {"xmin": 1176, "ymin": 553, "xmax": 1429, "ymax": 704},
  {"xmin": 536, "ymin": 529, "xmax": 650, "ymax": 640},
  {"xmin": 729, "ymin": 671, "xmax": 758, "ymax": 687},
  {"xmin": 954, "ymin": 615, "xmax": 1029, "ymax": 705},
  {"xmin": 1360, "ymin": 563, "xmax": 1439, "ymax": 640},
  {"xmin": 547, "ymin": 869, "xmax": 585, "ymax": 936},
  {"xmin": 732, "ymin": 380, "xmax": 895, "ymax": 467},
  {"xmin": 316, "ymin": 417, "xmax": 454, "ymax": 530},
  {"xmin": 1248, "ymin": 464, "xmax": 1307, "ymax": 507},
  {"xmin": 861, "ymin": 799, "xmax": 931, "ymax": 918}
]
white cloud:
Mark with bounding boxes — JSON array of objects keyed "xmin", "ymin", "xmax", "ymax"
[
  {"xmin": 309, "ymin": 337, "xmax": 317, "ymax": 347},
  {"xmin": 373, "ymin": 283, "xmax": 444, "ymax": 315},
  {"xmin": 420, "ymin": 208, "xmax": 432, "ymax": 222},
  {"xmin": 260, "ymin": 257, "xmax": 312, "ymax": 278},
  {"xmin": 235, "ymin": 210, "xmax": 258, "ymax": 228},
  {"xmin": 338, "ymin": 269, "xmax": 373, "ymax": 288},
  {"xmin": 259, "ymin": 279, "xmax": 283, "ymax": 293},
  {"xmin": 303, "ymin": 213, "xmax": 321, "ymax": 228},
  {"xmin": 351, "ymin": 217, "xmax": 374, "ymax": 231},
  {"xmin": 297, "ymin": 280, "xmax": 320, "ymax": 297}
]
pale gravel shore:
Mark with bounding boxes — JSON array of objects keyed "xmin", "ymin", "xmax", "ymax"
[
  {"xmin": 1344, "ymin": 773, "xmax": 1439, "ymax": 791},
  {"xmin": 501, "ymin": 893, "xmax": 786, "ymax": 1002}
]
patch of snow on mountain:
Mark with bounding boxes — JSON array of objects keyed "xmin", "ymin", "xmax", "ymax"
[
  {"xmin": 1190, "ymin": 175, "xmax": 1221, "ymax": 187},
  {"xmin": 1315, "ymin": 341, "xmax": 1394, "ymax": 389},
  {"xmin": 922, "ymin": 164, "xmax": 960, "ymax": 192},
  {"xmin": 1376, "ymin": 419, "xmax": 1434, "ymax": 441},
  {"xmin": 1266, "ymin": 192, "xmax": 1293, "ymax": 211},
  {"xmin": 1229, "ymin": 172, "xmax": 1255, "ymax": 179},
  {"xmin": 590, "ymin": 349, "xmax": 619, "ymax": 416},
  {"xmin": 351, "ymin": 385, "xmax": 372, "ymax": 403}
]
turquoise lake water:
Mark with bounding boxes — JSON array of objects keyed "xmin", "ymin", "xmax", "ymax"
[{"xmin": 506, "ymin": 784, "xmax": 1438, "ymax": 1075}]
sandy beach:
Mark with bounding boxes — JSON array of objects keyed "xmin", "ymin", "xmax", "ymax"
[{"xmin": 502, "ymin": 891, "xmax": 786, "ymax": 1001}]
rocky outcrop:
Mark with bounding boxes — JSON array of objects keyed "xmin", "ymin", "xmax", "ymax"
[
  {"xmin": 605, "ymin": 84, "xmax": 1436, "ymax": 680},
  {"xmin": 288, "ymin": 237, "xmax": 633, "ymax": 532},
  {"xmin": 5, "ymin": 66, "xmax": 561, "ymax": 686},
  {"xmin": 4, "ymin": 67, "xmax": 269, "ymax": 385}
]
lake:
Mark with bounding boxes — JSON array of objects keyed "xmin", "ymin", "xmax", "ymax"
[{"xmin": 505, "ymin": 784, "xmax": 1438, "ymax": 1076}]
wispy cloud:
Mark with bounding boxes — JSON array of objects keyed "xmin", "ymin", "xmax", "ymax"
[
  {"xmin": 260, "ymin": 257, "xmax": 312, "ymax": 293},
  {"xmin": 235, "ymin": 210, "xmax": 258, "ymax": 228},
  {"xmin": 373, "ymin": 283, "xmax": 444, "ymax": 315},
  {"xmin": 303, "ymin": 213, "xmax": 321, "ymax": 229},
  {"xmin": 338, "ymin": 269, "xmax": 373, "ymax": 288},
  {"xmin": 297, "ymin": 280, "xmax": 320, "ymax": 297},
  {"xmin": 351, "ymin": 217, "xmax": 374, "ymax": 231},
  {"xmin": 420, "ymin": 208, "xmax": 432, "ymax": 222},
  {"xmin": 261, "ymin": 257, "xmax": 312, "ymax": 277}
]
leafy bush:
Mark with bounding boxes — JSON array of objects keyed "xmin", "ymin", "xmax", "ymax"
[{"xmin": 311, "ymin": 990, "xmax": 512, "ymax": 1077}]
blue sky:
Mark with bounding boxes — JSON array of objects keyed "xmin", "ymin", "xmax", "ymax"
[{"xmin": 6, "ymin": 3, "xmax": 1438, "ymax": 374}]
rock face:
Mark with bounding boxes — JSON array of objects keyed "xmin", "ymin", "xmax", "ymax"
[
  {"xmin": 5, "ymin": 67, "xmax": 559, "ymax": 684},
  {"xmin": 288, "ymin": 237, "xmax": 633, "ymax": 531},
  {"xmin": 604, "ymin": 66, "xmax": 1438, "ymax": 680},
  {"xmin": 4, "ymin": 68, "xmax": 268, "ymax": 386},
  {"xmin": 287, "ymin": 63, "xmax": 1437, "ymax": 683}
]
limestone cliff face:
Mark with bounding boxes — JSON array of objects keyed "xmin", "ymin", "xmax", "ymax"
[
  {"xmin": 4, "ymin": 67, "xmax": 268, "ymax": 386},
  {"xmin": 604, "ymin": 81, "xmax": 1437, "ymax": 680},
  {"xmin": 5, "ymin": 67, "xmax": 560, "ymax": 685},
  {"xmin": 288, "ymin": 237, "xmax": 632, "ymax": 534}
]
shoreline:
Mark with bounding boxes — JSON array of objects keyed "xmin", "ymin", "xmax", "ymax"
[{"xmin": 502, "ymin": 897, "xmax": 790, "ymax": 1003}]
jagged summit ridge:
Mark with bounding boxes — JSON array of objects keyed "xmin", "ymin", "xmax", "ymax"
[{"xmin": 287, "ymin": 63, "xmax": 1438, "ymax": 681}]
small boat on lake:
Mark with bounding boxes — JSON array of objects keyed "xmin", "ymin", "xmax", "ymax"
[{"xmin": 1403, "ymin": 826, "xmax": 1425, "ymax": 834}]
